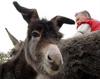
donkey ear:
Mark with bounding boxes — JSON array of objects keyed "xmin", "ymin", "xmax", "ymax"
[
  {"xmin": 5, "ymin": 28, "xmax": 19, "ymax": 46},
  {"xmin": 13, "ymin": 1, "xmax": 39, "ymax": 23},
  {"xmin": 51, "ymin": 16, "xmax": 75, "ymax": 29}
]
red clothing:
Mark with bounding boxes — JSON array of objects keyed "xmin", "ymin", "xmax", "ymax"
[{"xmin": 77, "ymin": 19, "xmax": 100, "ymax": 31}]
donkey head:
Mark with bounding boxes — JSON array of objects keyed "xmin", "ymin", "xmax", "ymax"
[{"xmin": 13, "ymin": 1, "xmax": 75, "ymax": 76}]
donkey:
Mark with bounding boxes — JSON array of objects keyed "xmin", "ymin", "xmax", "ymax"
[
  {"xmin": 0, "ymin": 1, "xmax": 75, "ymax": 79},
  {"xmin": 12, "ymin": 2, "xmax": 100, "ymax": 79},
  {"xmin": 5, "ymin": 29, "xmax": 100, "ymax": 79}
]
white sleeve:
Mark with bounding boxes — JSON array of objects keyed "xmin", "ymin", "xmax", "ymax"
[{"xmin": 75, "ymin": 24, "xmax": 91, "ymax": 36}]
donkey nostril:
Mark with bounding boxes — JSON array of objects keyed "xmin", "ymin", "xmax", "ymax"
[
  {"xmin": 47, "ymin": 55, "xmax": 59, "ymax": 71},
  {"xmin": 48, "ymin": 55, "xmax": 52, "ymax": 61}
]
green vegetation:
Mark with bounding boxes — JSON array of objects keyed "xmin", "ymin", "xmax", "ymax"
[{"xmin": 0, "ymin": 52, "xmax": 10, "ymax": 63}]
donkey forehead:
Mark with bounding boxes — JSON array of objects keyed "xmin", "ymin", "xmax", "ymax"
[
  {"xmin": 29, "ymin": 19, "xmax": 58, "ymax": 33},
  {"xmin": 28, "ymin": 19, "xmax": 63, "ymax": 41}
]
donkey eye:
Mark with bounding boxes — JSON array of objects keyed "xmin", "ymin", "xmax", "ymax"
[{"xmin": 32, "ymin": 31, "xmax": 40, "ymax": 37}]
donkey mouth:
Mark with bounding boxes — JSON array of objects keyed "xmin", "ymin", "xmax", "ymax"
[
  {"xmin": 44, "ymin": 61, "xmax": 61, "ymax": 75},
  {"xmin": 50, "ymin": 62, "xmax": 59, "ymax": 71}
]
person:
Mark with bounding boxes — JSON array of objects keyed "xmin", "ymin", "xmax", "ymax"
[{"xmin": 74, "ymin": 10, "xmax": 100, "ymax": 36}]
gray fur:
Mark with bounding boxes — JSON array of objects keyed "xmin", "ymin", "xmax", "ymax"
[
  {"xmin": 1, "ymin": 1, "xmax": 100, "ymax": 79},
  {"xmin": 53, "ymin": 31, "xmax": 100, "ymax": 79}
]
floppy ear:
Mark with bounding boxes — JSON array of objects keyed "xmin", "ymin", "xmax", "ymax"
[
  {"xmin": 13, "ymin": 1, "xmax": 39, "ymax": 23},
  {"xmin": 51, "ymin": 16, "xmax": 75, "ymax": 29}
]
